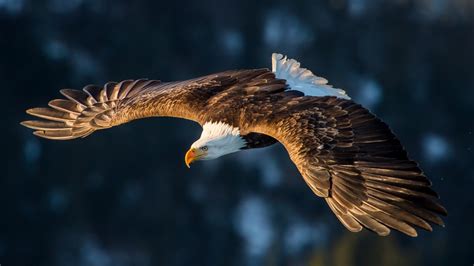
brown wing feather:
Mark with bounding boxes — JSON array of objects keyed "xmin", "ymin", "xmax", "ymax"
[
  {"xmin": 22, "ymin": 79, "xmax": 162, "ymax": 140},
  {"xmin": 22, "ymin": 69, "xmax": 284, "ymax": 140},
  {"xmin": 247, "ymin": 96, "xmax": 446, "ymax": 237}
]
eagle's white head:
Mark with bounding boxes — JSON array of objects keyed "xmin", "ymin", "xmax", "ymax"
[{"xmin": 185, "ymin": 121, "xmax": 246, "ymax": 167}]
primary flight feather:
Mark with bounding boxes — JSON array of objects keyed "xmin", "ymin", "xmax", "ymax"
[{"xmin": 21, "ymin": 53, "xmax": 446, "ymax": 237}]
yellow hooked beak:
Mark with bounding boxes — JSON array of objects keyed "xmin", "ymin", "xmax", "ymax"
[{"xmin": 185, "ymin": 148, "xmax": 206, "ymax": 168}]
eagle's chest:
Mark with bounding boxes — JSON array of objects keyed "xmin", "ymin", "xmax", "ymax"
[{"xmin": 241, "ymin": 132, "xmax": 278, "ymax": 149}]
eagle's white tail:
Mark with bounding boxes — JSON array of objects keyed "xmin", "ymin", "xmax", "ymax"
[{"xmin": 272, "ymin": 53, "xmax": 350, "ymax": 99}]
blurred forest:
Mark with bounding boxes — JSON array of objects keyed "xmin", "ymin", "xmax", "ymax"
[{"xmin": 2, "ymin": 0, "xmax": 474, "ymax": 265}]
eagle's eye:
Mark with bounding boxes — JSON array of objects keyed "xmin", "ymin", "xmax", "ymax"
[{"xmin": 200, "ymin": 146, "xmax": 208, "ymax": 151}]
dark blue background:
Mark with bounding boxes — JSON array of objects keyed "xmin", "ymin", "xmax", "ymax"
[{"xmin": 2, "ymin": 0, "xmax": 473, "ymax": 265}]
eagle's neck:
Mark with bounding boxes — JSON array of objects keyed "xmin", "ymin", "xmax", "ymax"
[{"xmin": 192, "ymin": 121, "xmax": 246, "ymax": 159}]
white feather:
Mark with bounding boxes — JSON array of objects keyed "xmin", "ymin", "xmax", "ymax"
[
  {"xmin": 199, "ymin": 121, "xmax": 241, "ymax": 140},
  {"xmin": 191, "ymin": 121, "xmax": 246, "ymax": 159},
  {"xmin": 272, "ymin": 53, "xmax": 350, "ymax": 99}
]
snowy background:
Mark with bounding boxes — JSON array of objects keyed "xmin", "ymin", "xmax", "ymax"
[{"xmin": 2, "ymin": 0, "xmax": 474, "ymax": 265}]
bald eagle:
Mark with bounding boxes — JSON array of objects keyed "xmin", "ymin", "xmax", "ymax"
[{"xmin": 21, "ymin": 53, "xmax": 446, "ymax": 237}]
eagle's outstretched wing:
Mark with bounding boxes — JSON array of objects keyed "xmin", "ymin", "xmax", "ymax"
[
  {"xmin": 21, "ymin": 69, "xmax": 284, "ymax": 140},
  {"xmin": 247, "ymin": 96, "xmax": 446, "ymax": 237}
]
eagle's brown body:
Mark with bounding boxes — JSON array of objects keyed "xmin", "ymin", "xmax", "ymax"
[{"xmin": 22, "ymin": 60, "xmax": 446, "ymax": 237}]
